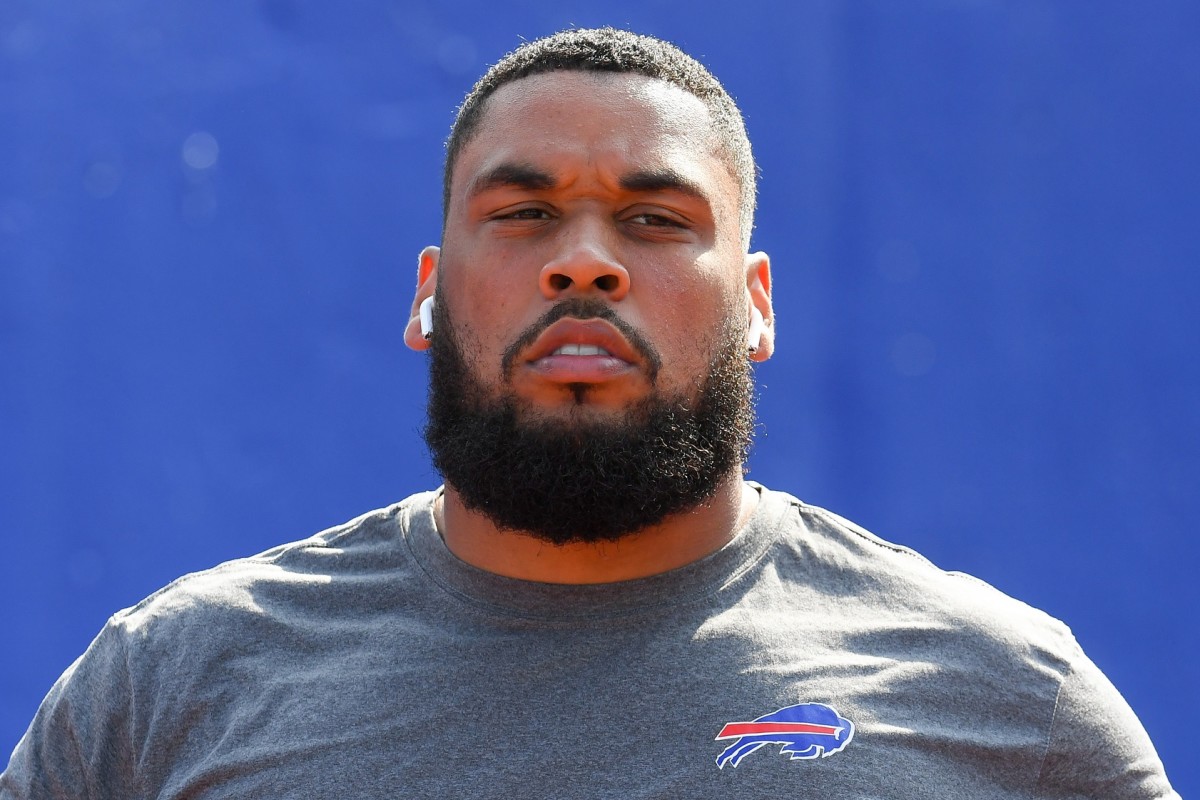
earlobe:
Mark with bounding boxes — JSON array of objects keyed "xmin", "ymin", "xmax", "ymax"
[{"xmin": 404, "ymin": 246, "xmax": 440, "ymax": 352}]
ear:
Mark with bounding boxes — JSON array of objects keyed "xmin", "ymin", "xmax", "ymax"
[
  {"xmin": 745, "ymin": 251, "xmax": 774, "ymax": 362},
  {"xmin": 404, "ymin": 246, "xmax": 440, "ymax": 351}
]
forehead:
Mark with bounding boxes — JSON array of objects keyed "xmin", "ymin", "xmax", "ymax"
[{"xmin": 450, "ymin": 71, "xmax": 737, "ymax": 212}]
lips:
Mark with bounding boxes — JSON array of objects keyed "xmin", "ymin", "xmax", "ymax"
[
  {"xmin": 520, "ymin": 318, "xmax": 642, "ymax": 383},
  {"xmin": 524, "ymin": 318, "xmax": 640, "ymax": 362}
]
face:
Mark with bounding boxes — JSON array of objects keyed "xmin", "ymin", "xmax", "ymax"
[
  {"xmin": 433, "ymin": 70, "xmax": 760, "ymax": 420},
  {"xmin": 413, "ymin": 70, "xmax": 772, "ymax": 542}
]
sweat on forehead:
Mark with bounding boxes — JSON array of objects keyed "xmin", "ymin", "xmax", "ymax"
[{"xmin": 441, "ymin": 27, "xmax": 757, "ymax": 246}]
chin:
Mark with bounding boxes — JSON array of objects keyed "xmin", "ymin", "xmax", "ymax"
[{"xmin": 515, "ymin": 381, "xmax": 659, "ymax": 415}]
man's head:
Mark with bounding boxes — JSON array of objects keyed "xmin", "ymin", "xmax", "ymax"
[
  {"xmin": 444, "ymin": 28, "xmax": 758, "ymax": 249},
  {"xmin": 406, "ymin": 28, "xmax": 775, "ymax": 544}
]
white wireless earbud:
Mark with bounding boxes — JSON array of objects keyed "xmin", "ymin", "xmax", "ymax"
[
  {"xmin": 419, "ymin": 296, "xmax": 435, "ymax": 340},
  {"xmin": 747, "ymin": 306, "xmax": 766, "ymax": 354}
]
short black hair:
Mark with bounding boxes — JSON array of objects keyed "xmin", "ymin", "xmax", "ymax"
[{"xmin": 443, "ymin": 28, "xmax": 757, "ymax": 246}]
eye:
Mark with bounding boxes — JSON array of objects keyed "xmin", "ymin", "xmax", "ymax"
[
  {"xmin": 628, "ymin": 212, "xmax": 685, "ymax": 228},
  {"xmin": 494, "ymin": 207, "xmax": 553, "ymax": 222}
]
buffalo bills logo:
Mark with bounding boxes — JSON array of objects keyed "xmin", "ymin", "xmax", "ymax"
[{"xmin": 714, "ymin": 702, "xmax": 854, "ymax": 768}]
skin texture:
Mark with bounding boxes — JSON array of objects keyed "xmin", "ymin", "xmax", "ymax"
[{"xmin": 405, "ymin": 71, "xmax": 775, "ymax": 583}]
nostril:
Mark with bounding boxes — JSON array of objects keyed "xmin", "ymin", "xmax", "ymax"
[
  {"xmin": 548, "ymin": 273, "xmax": 573, "ymax": 291},
  {"xmin": 594, "ymin": 274, "xmax": 619, "ymax": 292}
]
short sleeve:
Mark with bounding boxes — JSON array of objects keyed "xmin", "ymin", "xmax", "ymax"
[
  {"xmin": 1, "ymin": 619, "xmax": 137, "ymax": 800},
  {"xmin": 1035, "ymin": 647, "xmax": 1179, "ymax": 799}
]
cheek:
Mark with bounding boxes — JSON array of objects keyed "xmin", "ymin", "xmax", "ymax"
[
  {"xmin": 662, "ymin": 255, "xmax": 744, "ymax": 318},
  {"xmin": 439, "ymin": 263, "xmax": 531, "ymax": 382},
  {"xmin": 441, "ymin": 241, "xmax": 537, "ymax": 319},
  {"xmin": 644, "ymin": 268, "xmax": 742, "ymax": 371}
]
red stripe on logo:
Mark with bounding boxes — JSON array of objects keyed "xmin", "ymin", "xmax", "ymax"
[{"xmin": 715, "ymin": 721, "xmax": 840, "ymax": 740}]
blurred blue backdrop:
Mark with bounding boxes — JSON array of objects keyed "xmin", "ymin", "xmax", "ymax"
[{"xmin": 2, "ymin": 0, "xmax": 1196, "ymax": 792}]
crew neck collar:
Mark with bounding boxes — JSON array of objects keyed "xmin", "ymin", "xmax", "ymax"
[{"xmin": 401, "ymin": 482, "xmax": 791, "ymax": 622}]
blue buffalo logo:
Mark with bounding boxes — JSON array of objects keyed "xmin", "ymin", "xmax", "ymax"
[{"xmin": 714, "ymin": 702, "xmax": 855, "ymax": 768}]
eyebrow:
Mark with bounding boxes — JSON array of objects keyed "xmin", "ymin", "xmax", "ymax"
[
  {"xmin": 618, "ymin": 168, "xmax": 710, "ymax": 205},
  {"xmin": 466, "ymin": 163, "xmax": 712, "ymax": 207},
  {"xmin": 467, "ymin": 163, "xmax": 556, "ymax": 199}
]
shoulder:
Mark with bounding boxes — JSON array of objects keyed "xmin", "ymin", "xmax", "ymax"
[
  {"xmin": 92, "ymin": 491, "xmax": 441, "ymax": 677},
  {"xmin": 0, "ymin": 492, "xmax": 439, "ymax": 795},
  {"xmin": 116, "ymin": 492, "xmax": 432, "ymax": 628},
  {"xmin": 749, "ymin": 488, "xmax": 1179, "ymax": 796},
  {"xmin": 756, "ymin": 486, "xmax": 1081, "ymax": 677}
]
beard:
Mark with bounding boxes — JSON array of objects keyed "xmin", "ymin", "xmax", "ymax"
[{"xmin": 422, "ymin": 296, "xmax": 756, "ymax": 545}]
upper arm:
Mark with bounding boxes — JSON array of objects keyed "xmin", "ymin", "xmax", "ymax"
[
  {"xmin": 1035, "ymin": 648, "xmax": 1179, "ymax": 799},
  {"xmin": 1, "ymin": 620, "xmax": 137, "ymax": 800}
]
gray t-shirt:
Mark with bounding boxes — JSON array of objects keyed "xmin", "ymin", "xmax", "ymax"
[{"xmin": 2, "ymin": 485, "xmax": 1179, "ymax": 798}]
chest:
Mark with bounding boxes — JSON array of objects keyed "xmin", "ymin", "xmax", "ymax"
[{"xmin": 137, "ymin": 611, "xmax": 1056, "ymax": 798}]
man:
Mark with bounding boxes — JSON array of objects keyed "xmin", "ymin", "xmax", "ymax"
[{"xmin": 2, "ymin": 28, "xmax": 1178, "ymax": 798}]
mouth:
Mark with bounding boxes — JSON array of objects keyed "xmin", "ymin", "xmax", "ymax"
[
  {"xmin": 520, "ymin": 318, "xmax": 644, "ymax": 385},
  {"xmin": 549, "ymin": 343, "xmax": 613, "ymax": 357}
]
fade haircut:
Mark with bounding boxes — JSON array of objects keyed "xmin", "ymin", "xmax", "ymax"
[{"xmin": 443, "ymin": 28, "xmax": 757, "ymax": 247}]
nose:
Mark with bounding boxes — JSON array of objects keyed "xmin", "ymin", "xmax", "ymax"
[{"xmin": 539, "ymin": 221, "xmax": 630, "ymax": 301}]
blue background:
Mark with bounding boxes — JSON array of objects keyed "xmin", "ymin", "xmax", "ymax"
[{"xmin": 2, "ymin": 1, "xmax": 1196, "ymax": 792}]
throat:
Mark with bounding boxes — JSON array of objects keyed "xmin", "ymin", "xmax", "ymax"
[{"xmin": 438, "ymin": 475, "xmax": 756, "ymax": 584}]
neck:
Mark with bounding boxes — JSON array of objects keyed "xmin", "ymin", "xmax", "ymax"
[{"xmin": 436, "ymin": 471, "xmax": 757, "ymax": 584}]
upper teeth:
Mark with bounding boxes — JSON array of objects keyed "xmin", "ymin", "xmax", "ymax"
[{"xmin": 553, "ymin": 344, "xmax": 611, "ymax": 356}]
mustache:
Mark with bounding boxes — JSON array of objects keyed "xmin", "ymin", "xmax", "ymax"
[{"xmin": 500, "ymin": 298, "xmax": 662, "ymax": 381}]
